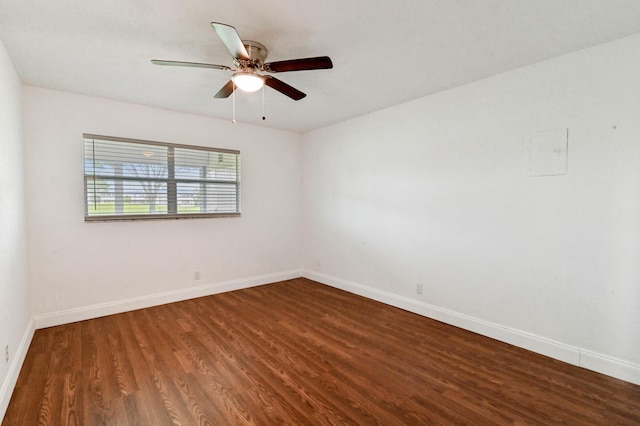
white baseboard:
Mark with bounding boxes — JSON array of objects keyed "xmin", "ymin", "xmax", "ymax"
[
  {"xmin": 23, "ymin": 269, "xmax": 640, "ymax": 389},
  {"xmin": 34, "ymin": 269, "xmax": 303, "ymax": 329},
  {"xmin": 303, "ymin": 270, "xmax": 640, "ymax": 386},
  {"xmin": 0, "ymin": 317, "xmax": 35, "ymax": 422}
]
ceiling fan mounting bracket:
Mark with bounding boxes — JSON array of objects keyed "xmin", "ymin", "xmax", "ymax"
[{"xmin": 243, "ymin": 40, "xmax": 268, "ymax": 62}]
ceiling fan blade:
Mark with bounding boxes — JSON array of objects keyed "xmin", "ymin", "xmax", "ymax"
[
  {"xmin": 264, "ymin": 56, "xmax": 333, "ymax": 73},
  {"xmin": 151, "ymin": 59, "xmax": 231, "ymax": 71},
  {"xmin": 214, "ymin": 80, "xmax": 236, "ymax": 98},
  {"xmin": 264, "ymin": 76, "xmax": 306, "ymax": 101},
  {"xmin": 211, "ymin": 22, "xmax": 249, "ymax": 60}
]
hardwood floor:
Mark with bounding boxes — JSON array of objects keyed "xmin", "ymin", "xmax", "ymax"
[{"xmin": 3, "ymin": 278, "xmax": 640, "ymax": 425}]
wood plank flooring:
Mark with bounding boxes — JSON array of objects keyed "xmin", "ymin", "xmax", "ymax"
[{"xmin": 3, "ymin": 278, "xmax": 640, "ymax": 425}]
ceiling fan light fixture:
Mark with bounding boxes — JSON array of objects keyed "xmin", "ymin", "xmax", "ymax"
[{"xmin": 232, "ymin": 72, "xmax": 264, "ymax": 92}]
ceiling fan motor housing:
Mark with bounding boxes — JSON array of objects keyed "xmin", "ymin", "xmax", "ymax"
[{"xmin": 236, "ymin": 40, "xmax": 268, "ymax": 71}]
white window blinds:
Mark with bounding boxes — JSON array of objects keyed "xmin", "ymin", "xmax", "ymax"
[{"xmin": 83, "ymin": 134, "xmax": 240, "ymax": 221}]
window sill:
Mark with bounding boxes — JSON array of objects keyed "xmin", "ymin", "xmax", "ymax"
[{"xmin": 84, "ymin": 213, "xmax": 241, "ymax": 222}]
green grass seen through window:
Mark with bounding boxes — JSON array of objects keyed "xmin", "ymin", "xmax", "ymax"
[{"xmin": 87, "ymin": 202, "xmax": 202, "ymax": 215}]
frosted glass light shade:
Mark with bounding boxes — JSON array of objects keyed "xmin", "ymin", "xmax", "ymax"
[{"xmin": 232, "ymin": 72, "xmax": 265, "ymax": 92}]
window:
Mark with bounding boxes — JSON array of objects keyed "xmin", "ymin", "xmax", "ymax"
[{"xmin": 83, "ymin": 134, "xmax": 240, "ymax": 221}]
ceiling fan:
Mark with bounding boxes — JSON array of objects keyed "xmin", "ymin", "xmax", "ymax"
[{"xmin": 152, "ymin": 22, "xmax": 333, "ymax": 101}]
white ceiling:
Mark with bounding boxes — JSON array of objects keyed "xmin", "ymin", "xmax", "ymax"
[{"xmin": 2, "ymin": 1, "xmax": 640, "ymax": 133}]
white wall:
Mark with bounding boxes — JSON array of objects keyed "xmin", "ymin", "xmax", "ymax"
[
  {"xmin": 302, "ymin": 34, "xmax": 640, "ymax": 384},
  {"xmin": 23, "ymin": 87, "xmax": 303, "ymax": 325},
  {"xmin": 0, "ymin": 39, "xmax": 33, "ymax": 418}
]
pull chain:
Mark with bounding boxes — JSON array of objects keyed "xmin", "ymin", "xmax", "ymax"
[
  {"xmin": 262, "ymin": 85, "xmax": 266, "ymax": 121},
  {"xmin": 232, "ymin": 82, "xmax": 236, "ymax": 124}
]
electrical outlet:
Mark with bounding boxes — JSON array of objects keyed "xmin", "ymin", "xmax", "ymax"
[
  {"xmin": 4, "ymin": 344, "xmax": 8, "ymax": 363},
  {"xmin": 416, "ymin": 284, "xmax": 423, "ymax": 295},
  {"xmin": 194, "ymin": 271, "xmax": 200, "ymax": 280}
]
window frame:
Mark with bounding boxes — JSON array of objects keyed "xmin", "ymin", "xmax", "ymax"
[{"xmin": 83, "ymin": 134, "xmax": 241, "ymax": 222}]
